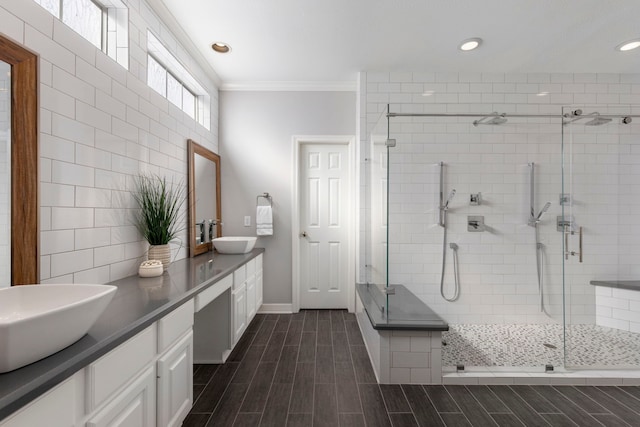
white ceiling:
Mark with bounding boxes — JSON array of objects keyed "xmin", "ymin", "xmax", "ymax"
[{"xmin": 152, "ymin": 0, "xmax": 640, "ymax": 89}]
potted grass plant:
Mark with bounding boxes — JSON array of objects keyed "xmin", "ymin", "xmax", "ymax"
[{"xmin": 133, "ymin": 174, "xmax": 185, "ymax": 271}]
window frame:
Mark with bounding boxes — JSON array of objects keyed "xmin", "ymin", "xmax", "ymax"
[
  {"xmin": 59, "ymin": 0, "xmax": 106, "ymax": 50},
  {"xmin": 146, "ymin": 32, "xmax": 210, "ymax": 130},
  {"xmin": 33, "ymin": 0, "xmax": 128, "ymax": 69}
]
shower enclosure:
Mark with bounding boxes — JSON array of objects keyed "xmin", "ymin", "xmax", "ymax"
[{"xmin": 363, "ymin": 104, "xmax": 640, "ymax": 373}]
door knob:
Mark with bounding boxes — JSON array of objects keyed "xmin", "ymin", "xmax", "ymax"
[{"xmin": 301, "ymin": 231, "xmax": 308, "ymax": 237}]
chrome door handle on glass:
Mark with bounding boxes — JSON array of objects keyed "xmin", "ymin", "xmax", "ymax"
[{"xmin": 564, "ymin": 225, "xmax": 583, "ymax": 263}]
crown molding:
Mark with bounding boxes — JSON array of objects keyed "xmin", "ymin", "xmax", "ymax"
[{"xmin": 220, "ymin": 81, "xmax": 357, "ymax": 92}]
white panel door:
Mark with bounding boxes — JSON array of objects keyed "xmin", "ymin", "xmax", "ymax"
[{"xmin": 299, "ymin": 143, "xmax": 350, "ymax": 308}]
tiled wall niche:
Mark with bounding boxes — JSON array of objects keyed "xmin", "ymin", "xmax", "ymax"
[
  {"xmin": 359, "ymin": 71, "xmax": 640, "ymax": 326},
  {"xmin": 0, "ymin": 0, "xmax": 218, "ymax": 286}
]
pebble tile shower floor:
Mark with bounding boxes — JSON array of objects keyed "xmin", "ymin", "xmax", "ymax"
[
  {"xmin": 443, "ymin": 324, "xmax": 640, "ymax": 368},
  {"xmin": 184, "ymin": 310, "xmax": 640, "ymax": 426}
]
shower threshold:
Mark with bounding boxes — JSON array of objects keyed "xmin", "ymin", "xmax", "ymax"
[{"xmin": 441, "ymin": 365, "xmax": 640, "ymax": 386}]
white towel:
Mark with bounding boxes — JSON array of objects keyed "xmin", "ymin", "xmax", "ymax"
[{"xmin": 256, "ymin": 205, "xmax": 273, "ymax": 236}]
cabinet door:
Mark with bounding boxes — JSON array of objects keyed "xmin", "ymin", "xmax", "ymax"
[
  {"xmin": 0, "ymin": 374, "xmax": 78, "ymax": 427},
  {"xmin": 86, "ymin": 366, "xmax": 156, "ymax": 427},
  {"xmin": 256, "ymin": 268, "xmax": 263, "ymax": 311},
  {"xmin": 232, "ymin": 284, "xmax": 247, "ymax": 344},
  {"xmin": 246, "ymin": 275, "xmax": 256, "ymax": 321},
  {"xmin": 157, "ymin": 331, "xmax": 193, "ymax": 427}
]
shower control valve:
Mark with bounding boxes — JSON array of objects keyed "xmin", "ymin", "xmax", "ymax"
[
  {"xmin": 470, "ymin": 193, "xmax": 482, "ymax": 206},
  {"xmin": 467, "ymin": 216, "xmax": 485, "ymax": 232}
]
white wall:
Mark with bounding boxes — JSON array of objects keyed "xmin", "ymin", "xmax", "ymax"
[
  {"xmin": 219, "ymin": 90, "xmax": 356, "ymax": 306},
  {"xmin": 0, "ymin": 0, "xmax": 218, "ymax": 284},
  {"xmin": 360, "ymin": 71, "xmax": 640, "ymax": 325}
]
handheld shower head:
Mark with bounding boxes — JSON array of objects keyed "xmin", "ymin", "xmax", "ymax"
[
  {"xmin": 444, "ymin": 189, "xmax": 456, "ymax": 208},
  {"xmin": 536, "ymin": 202, "xmax": 551, "ymax": 220}
]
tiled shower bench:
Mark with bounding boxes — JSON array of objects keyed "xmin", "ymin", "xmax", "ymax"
[{"xmin": 355, "ymin": 283, "xmax": 449, "ymax": 384}]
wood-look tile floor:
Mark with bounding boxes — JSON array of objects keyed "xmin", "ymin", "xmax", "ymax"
[{"xmin": 184, "ymin": 310, "xmax": 640, "ymax": 426}]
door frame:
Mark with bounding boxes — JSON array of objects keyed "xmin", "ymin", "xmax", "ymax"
[{"xmin": 291, "ymin": 135, "xmax": 357, "ymax": 313}]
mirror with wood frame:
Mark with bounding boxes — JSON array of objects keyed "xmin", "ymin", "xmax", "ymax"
[
  {"xmin": 0, "ymin": 35, "xmax": 38, "ymax": 286},
  {"xmin": 187, "ymin": 139, "xmax": 221, "ymax": 257}
]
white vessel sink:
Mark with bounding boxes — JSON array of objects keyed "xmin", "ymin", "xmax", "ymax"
[
  {"xmin": 0, "ymin": 284, "xmax": 117, "ymax": 373},
  {"xmin": 212, "ymin": 236, "xmax": 257, "ymax": 254}
]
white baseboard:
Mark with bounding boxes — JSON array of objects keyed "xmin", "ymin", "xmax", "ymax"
[{"xmin": 257, "ymin": 303, "xmax": 293, "ymax": 314}]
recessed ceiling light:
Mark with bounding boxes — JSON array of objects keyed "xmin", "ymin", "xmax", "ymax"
[
  {"xmin": 458, "ymin": 38, "xmax": 482, "ymax": 51},
  {"xmin": 211, "ymin": 42, "xmax": 231, "ymax": 53},
  {"xmin": 616, "ymin": 39, "xmax": 640, "ymax": 52}
]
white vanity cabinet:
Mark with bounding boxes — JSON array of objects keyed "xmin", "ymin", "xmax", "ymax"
[
  {"xmin": 0, "ymin": 301, "xmax": 194, "ymax": 427},
  {"xmin": 231, "ymin": 255, "xmax": 263, "ymax": 346},
  {"xmin": 255, "ymin": 254, "xmax": 263, "ymax": 309}
]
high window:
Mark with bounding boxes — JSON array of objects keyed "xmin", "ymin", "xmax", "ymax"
[
  {"xmin": 147, "ymin": 32, "xmax": 210, "ymax": 129},
  {"xmin": 33, "ymin": 0, "xmax": 129, "ymax": 69}
]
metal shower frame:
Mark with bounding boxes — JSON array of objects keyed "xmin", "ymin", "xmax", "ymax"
[{"xmin": 387, "ymin": 111, "xmax": 639, "ymax": 121}]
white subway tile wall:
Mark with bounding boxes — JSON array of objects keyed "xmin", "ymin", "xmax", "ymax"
[
  {"xmin": 1, "ymin": 0, "xmax": 218, "ymax": 284},
  {"xmin": 360, "ymin": 71, "xmax": 640, "ymax": 327},
  {"xmin": 595, "ymin": 286, "xmax": 640, "ymax": 332}
]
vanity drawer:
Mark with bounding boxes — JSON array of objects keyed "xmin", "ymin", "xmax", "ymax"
[
  {"xmin": 157, "ymin": 300, "xmax": 194, "ymax": 353},
  {"xmin": 246, "ymin": 259, "xmax": 256, "ymax": 277},
  {"xmin": 233, "ymin": 265, "xmax": 246, "ymax": 289},
  {"xmin": 195, "ymin": 274, "xmax": 232, "ymax": 312},
  {"xmin": 86, "ymin": 324, "xmax": 156, "ymax": 412}
]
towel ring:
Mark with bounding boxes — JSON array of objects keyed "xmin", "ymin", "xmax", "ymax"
[{"xmin": 257, "ymin": 192, "xmax": 272, "ymax": 206}]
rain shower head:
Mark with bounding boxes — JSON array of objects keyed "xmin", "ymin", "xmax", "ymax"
[
  {"xmin": 585, "ymin": 116, "xmax": 612, "ymax": 126},
  {"xmin": 473, "ymin": 113, "xmax": 507, "ymax": 126},
  {"xmin": 487, "ymin": 116, "xmax": 508, "ymax": 125},
  {"xmin": 565, "ymin": 111, "xmax": 613, "ymax": 126}
]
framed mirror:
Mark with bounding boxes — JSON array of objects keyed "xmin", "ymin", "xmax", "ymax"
[
  {"xmin": 187, "ymin": 139, "xmax": 221, "ymax": 257},
  {"xmin": 0, "ymin": 35, "xmax": 38, "ymax": 286}
]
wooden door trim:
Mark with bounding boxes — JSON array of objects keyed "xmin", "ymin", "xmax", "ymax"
[
  {"xmin": 0, "ymin": 35, "xmax": 39, "ymax": 285},
  {"xmin": 291, "ymin": 135, "xmax": 356, "ymax": 312}
]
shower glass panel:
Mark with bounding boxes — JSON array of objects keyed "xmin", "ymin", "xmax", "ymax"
[
  {"xmin": 365, "ymin": 108, "xmax": 389, "ymax": 305},
  {"xmin": 562, "ymin": 105, "xmax": 640, "ymax": 369},
  {"xmin": 375, "ymin": 108, "xmax": 566, "ymax": 371}
]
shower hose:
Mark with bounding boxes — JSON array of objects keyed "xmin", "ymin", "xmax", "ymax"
[{"xmin": 440, "ymin": 220, "xmax": 460, "ymax": 302}]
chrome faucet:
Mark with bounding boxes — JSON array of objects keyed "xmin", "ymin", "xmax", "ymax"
[{"xmin": 208, "ymin": 219, "xmax": 223, "ymax": 241}]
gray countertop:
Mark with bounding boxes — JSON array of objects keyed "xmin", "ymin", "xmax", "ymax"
[
  {"xmin": 590, "ymin": 280, "xmax": 640, "ymax": 291},
  {"xmin": 356, "ymin": 283, "xmax": 449, "ymax": 331},
  {"xmin": 0, "ymin": 249, "xmax": 264, "ymax": 420}
]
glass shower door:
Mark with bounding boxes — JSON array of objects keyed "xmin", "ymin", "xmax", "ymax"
[{"xmin": 562, "ymin": 105, "xmax": 640, "ymax": 369}]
